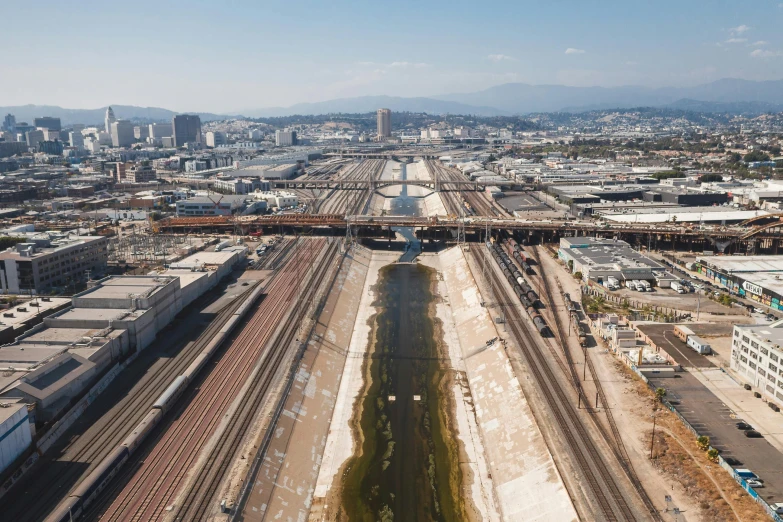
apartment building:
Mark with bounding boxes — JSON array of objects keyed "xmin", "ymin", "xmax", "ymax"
[{"xmin": 732, "ymin": 322, "xmax": 783, "ymax": 408}]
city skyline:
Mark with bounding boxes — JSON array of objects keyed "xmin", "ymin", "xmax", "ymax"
[{"xmin": 3, "ymin": 1, "xmax": 783, "ymax": 113}]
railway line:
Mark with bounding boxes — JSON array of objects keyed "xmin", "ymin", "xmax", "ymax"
[
  {"xmin": 316, "ymin": 159, "xmax": 384, "ymax": 215},
  {"xmin": 80, "ymin": 239, "xmax": 330, "ymax": 521},
  {"xmin": 3, "ymin": 285, "xmax": 255, "ymax": 522},
  {"xmin": 424, "ymin": 160, "xmax": 507, "ymax": 217},
  {"xmin": 171, "ymin": 240, "xmax": 340, "ymax": 521},
  {"xmin": 473, "ymin": 245, "xmax": 641, "ymax": 521},
  {"xmin": 532, "ymin": 244, "xmax": 663, "ymax": 521}
]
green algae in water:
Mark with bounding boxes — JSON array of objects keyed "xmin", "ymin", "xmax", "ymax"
[{"xmin": 341, "ymin": 263, "xmax": 466, "ymax": 522}]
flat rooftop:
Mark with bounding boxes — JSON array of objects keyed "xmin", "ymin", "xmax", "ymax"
[
  {"xmin": 0, "ymin": 344, "xmax": 65, "ymax": 368},
  {"xmin": 736, "ymin": 321, "xmax": 783, "ymax": 345},
  {"xmin": 0, "ymin": 298, "xmax": 70, "ymax": 329},
  {"xmin": 603, "ymin": 209, "xmax": 768, "ymax": 224},
  {"xmin": 697, "ymin": 255, "xmax": 783, "ymax": 274},
  {"xmin": 170, "ymin": 250, "xmax": 242, "ymax": 268},
  {"xmin": 76, "ymin": 276, "xmax": 175, "ymax": 301},
  {"xmin": 54, "ymin": 307, "xmax": 145, "ymax": 321},
  {"xmin": 22, "ymin": 327, "xmax": 106, "ymax": 344},
  {"xmin": 0, "ymin": 398, "xmax": 26, "ymax": 424}
]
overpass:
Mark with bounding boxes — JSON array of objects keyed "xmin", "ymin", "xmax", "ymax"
[
  {"xmin": 272, "ymin": 178, "xmax": 518, "ymax": 191},
  {"xmin": 159, "ymin": 214, "xmax": 783, "ymax": 253},
  {"xmin": 324, "ymin": 151, "xmax": 443, "ymax": 161}
]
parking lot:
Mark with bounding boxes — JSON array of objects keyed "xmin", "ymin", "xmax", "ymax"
[
  {"xmin": 646, "ymin": 371, "xmax": 783, "ymax": 506},
  {"xmin": 637, "ymin": 323, "xmax": 717, "ymax": 368}
]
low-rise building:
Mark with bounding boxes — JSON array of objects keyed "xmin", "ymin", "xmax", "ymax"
[
  {"xmin": 558, "ymin": 237, "xmax": 664, "ymax": 284},
  {"xmin": 176, "ymin": 194, "xmax": 250, "ymax": 216},
  {"xmin": 732, "ymin": 321, "xmax": 783, "ymax": 408}
]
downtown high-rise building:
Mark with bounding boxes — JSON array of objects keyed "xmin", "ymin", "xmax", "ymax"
[
  {"xmin": 2, "ymin": 114, "xmax": 15, "ymax": 132},
  {"xmin": 275, "ymin": 130, "xmax": 297, "ymax": 147},
  {"xmin": 172, "ymin": 114, "xmax": 202, "ymax": 146},
  {"xmin": 105, "ymin": 107, "xmax": 117, "ymax": 133},
  {"xmin": 111, "ymin": 120, "xmax": 135, "ymax": 147},
  {"xmin": 34, "ymin": 116, "xmax": 61, "ymax": 132},
  {"xmin": 376, "ymin": 108, "xmax": 391, "ymax": 138}
]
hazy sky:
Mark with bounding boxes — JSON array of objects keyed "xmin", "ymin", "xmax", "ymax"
[{"xmin": 2, "ymin": 0, "xmax": 783, "ymax": 112}]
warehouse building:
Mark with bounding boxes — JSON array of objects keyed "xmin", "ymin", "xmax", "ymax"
[
  {"xmin": 697, "ymin": 255, "xmax": 783, "ymax": 311},
  {"xmin": 0, "ymin": 398, "xmax": 32, "ymax": 474},
  {"xmin": 732, "ymin": 321, "xmax": 783, "ymax": 408},
  {"xmin": 0, "ymin": 248, "xmax": 246, "ymax": 421},
  {"xmin": 558, "ymin": 237, "xmax": 665, "ymax": 284}
]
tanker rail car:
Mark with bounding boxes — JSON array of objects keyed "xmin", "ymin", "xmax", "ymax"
[{"xmin": 486, "ymin": 242, "xmax": 550, "ymax": 336}]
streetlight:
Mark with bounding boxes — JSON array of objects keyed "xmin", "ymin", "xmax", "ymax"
[{"xmin": 650, "ymin": 409, "xmax": 658, "ymax": 459}]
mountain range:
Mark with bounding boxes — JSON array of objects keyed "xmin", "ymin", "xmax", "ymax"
[{"xmin": 3, "ymin": 78, "xmax": 783, "ymax": 124}]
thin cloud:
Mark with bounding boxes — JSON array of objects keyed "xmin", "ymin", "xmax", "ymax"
[
  {"xmin": 388, "ymin": 61, "xmax": 428, "ymax": 68},
  {"xmin": 565, "ymin": 48, "xmax": 586, "ymax": 55},
  {"xmin": 750, "ymin": 49, "xmax": 783, "ymax": 58},
  {"xmin": 625, "ymin": 61, "xmax": 638, "ymax": 66},
  {"xmin": 487, "ymin": 54, "xmax": 516, "ymax": 62},
  {"xmin": 752, "ymin": 40, "xmax": 768, "ymax": 46},
  {"xmin": 725, "ymin": 38, "xmax": 747, "ymax": 44},
  {"xmin": 730, "ymin": 24, "xmax": 750, "ymax": 35}
]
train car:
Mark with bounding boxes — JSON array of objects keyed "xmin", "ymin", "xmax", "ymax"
[
  {"xmin": 533, "ymin": 316, "xmax": 549, "ymax": 336},
  {"xmin": 521, "ymin": 261, "xmax": 532, "ymax": 274},
  {"xmin": 526, "ymin": 290, "xmax": 539, "ymax": 305},
  {"xmin": 153, "ymin": 375, "xmax": 188, "ymax": 412},
  {"xmin": 527, "ymin": 306, "xmax": 538, "ymax": 318},
  {"xmin": 520, "ymin": 295, "xmax": 532, "ymax": 308},
  {"xmin": 45, "ymin": 495, "xmax": 82, "ymax": 522},
  {"xmin": 519, "ymin": 282, "xmax": 531, "ymax": 295},
  {"xmin": 121, "ymin": 409, "xmax": 162, "ymax": 454},
  {"xmin": 516, "ymin": 276, "xmax": 526, "ymax": 287},
  {"xmin": 508, "ymin": 238, "xmax": 519, "ymax": 252},
  {"xmin": 45, "ymin": 446, "xmax": 131, "ymax": 522}
]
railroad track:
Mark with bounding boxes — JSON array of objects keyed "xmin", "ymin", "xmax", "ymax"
[
  {"xmin": 7, "ymin": 287, "xmax": 254, "ymax": 522},
  {"xmin": 472, "ymin": 247, "xmax": 639, "ymax": 521},
  {"xmin": 533, "ymin": 245, "xmax": 664, "ymax": 522},
  {"xmin": 84, "ymin": 240, "xmax": 328, "ymax": 521},
  {"xmin": 173, "ymin": 241, "xmax": 339, "ymax": 520}
]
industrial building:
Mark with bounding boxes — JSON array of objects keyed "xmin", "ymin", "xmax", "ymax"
[
  {"xmin": 599, "ymin": 206, "xmax": 768, "ymax": 225},
  {"xmin": 732, "ymin": 321, "xmax": 783, "ymax": 408},
  {"xmin": 213, "ymin": 177, "xmax": 271, "ymax": 195},
  {"xmin": 0, "ymin": 249, "xmax": 247, "ymax": 421},
  {"xmin": 251, "ymin": 191, "xmax": 298, "ymax": 209},
  {"xmin": 0, "ymin": 235, "xmax": 109, "ymax": 294},
  {"xmin": 558, "ymin": 237, "xmax": 665, "ymax": 284},
  {"xmin": 697, "ymin": 255, "xmax": 783, "ymax": 311}
]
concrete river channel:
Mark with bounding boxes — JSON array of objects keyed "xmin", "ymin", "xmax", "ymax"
[{"xmin": 341, "ymin": 162, "xmax": 467, "ymax": 521}]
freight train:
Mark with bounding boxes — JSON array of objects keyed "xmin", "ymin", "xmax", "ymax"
[
  {"xmin": 564, "ymin": 293, "xmax": 587, "ymax": 346},
  {"xmin": 486, "ymin": 241, "xmax": 549, "ymax": 336},
  {"xmin": 45, "ymin": 285, "xmax": 265, "ymax": 522}
]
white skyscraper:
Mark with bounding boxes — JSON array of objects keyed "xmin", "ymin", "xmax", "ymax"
[
  {"xmin": 111, "ymin": 120, "xmax": 134, "ymax": 147},
  {"xmin": 105, "ymin": 107, "xmax": 116, "ymax": 134}
]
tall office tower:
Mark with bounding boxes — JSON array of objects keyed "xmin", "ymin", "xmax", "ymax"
[
  {"xmin": 26, "ymin": 130, "xmax": 45, "ymax": 149},
  {"xmin": 2, "ymin": 114, "xmax": 15, "ymax": 132},
  {"xmin": 172, "ymin": 114, "xmax": 202, "ymax": 146},
  {"xmin": 33, "ymin": 117, "xmax": 62, "ymax": 132},
  {"xmin": 105, "ymin": 107, "xmax": 116, "ymax": 133},
  {"xmin": 42, "ymin": 128, "xmax": 59, "ymax": 141},
  {"xmin": 205, "ymin": 131, "xmax": 226, "ymax": 147},
  {"xmin": 134, "ymin": 125, "xmax": 150, "ymax": 141},
  {"xmin": 275, "ymin": 130, "xmax": 297, "ymax": 147},
  {"xmin": 111, "ymin": 120, "xmax": 135, "ymax": 147},
  {"xmin": 69, "ymin": 131, "xmax": 84, "ymax": 150},
  {"xmin": 376, "ymin": 108, "xmax": 391, "ymax": 138},
  {"xmin": 148, "ymin": 123, "xmax": 173, "ymax": 139}
]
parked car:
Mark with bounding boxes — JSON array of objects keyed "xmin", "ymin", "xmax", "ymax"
[
  {"xmin": 736, "ymin": 422, "xmax": 752, "ymax": 430},
  {"xmin": 744, "ymin": 430, "xmax": 763, "ymax": 438},
  {"xmin": 723, "ymin": 456, "xmax": 742, "ymax": 466},
  {"xmin": 747, "ymin": 479, "xmax": 764, "ymax": 488}
]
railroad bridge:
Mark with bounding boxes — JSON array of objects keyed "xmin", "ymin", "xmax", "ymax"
[
  {"xmin": 274, "ymin": 178, "xmax": 518, "ymax": 191},
  {"xmin": 159, "ymin": 214, "xmax": 783, "ymax": 254}
]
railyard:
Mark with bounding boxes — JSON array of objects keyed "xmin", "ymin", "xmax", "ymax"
[{"xmin": 3, "ymin": 158, "xmax": 780, "ymax": 522}]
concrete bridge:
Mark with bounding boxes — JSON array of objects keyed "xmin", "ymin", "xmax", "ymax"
[
  {"xmin": 159, "ymin": 214, "xmax": 783, "ymax": 254},
  {"xmin": 323, "ymin": 152, "xmax": 442, "ymax": 161},
  {"xmin": 272, "ymin": 178, "xmax": 518, "ymax": 191}
]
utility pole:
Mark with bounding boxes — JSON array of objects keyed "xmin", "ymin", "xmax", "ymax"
[{"xmin": 650, "ymin": 411, "xmax": 658, "ymax": 459}]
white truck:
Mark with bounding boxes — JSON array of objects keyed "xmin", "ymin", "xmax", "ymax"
[
  {"xmin": 215, "ymin": 239, "xmax": 233, "ymax": 252},
  {"xmin": 607, "ymin": 276, "xmax": 620, "ymax": 290},
  {"xmin": 671, "ymin": 281, "xmax": 686, "ymax": 294},
  {"xmin": 627, "ymin": 280, "xmax": 637, "ymax": 291},
  {"xmin": 641, "ymin": 280, "xmax": 652, "ymax": 292}
]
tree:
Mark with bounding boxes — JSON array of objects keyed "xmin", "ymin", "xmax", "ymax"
[
  {"xmin": 707, "ymin": 448, "xmax": 720, "ymax": 462},
  {"xmin": 567, "ymin": 260, "xmax": 574, "ymax": 272},
  {"xmin": 651, "ymin": 171, "xmax": 685, "ymax": 180},
  {"xmin": 655, "ymin": 387, "xmax": 666, "ymax": 402},
  {"xmin": 573, "ymin": 271, "xmax": 583, "ymax": 281},
  {"xmin": 744, "ymin": 150, "xmax": 771, "ymax": 163},
  {"xmin": 671, "ymin": 215, "xmax": 678, "ymax": 225},
  {"xmin": 696, "ymin": 435, "xmax": 710, "ymax": 451},
  {"xmin": 699, "ymin": 173, "xmax": 723, "ymax": 183}
]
